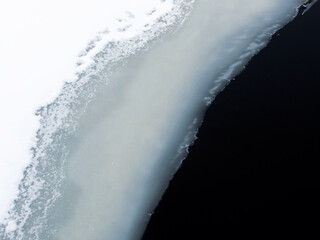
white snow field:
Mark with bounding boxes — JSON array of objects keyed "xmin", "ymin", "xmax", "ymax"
[{"xmin": 0, "ymin": 0, "xmax": 310, "ymax": 239}]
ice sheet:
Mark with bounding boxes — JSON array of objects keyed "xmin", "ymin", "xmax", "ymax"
[{"xmin": 0, "ymin": 0, "xmax": 311, "ymax": 239}]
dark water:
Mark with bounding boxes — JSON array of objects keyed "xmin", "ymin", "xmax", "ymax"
[{"xmin": 143, "ymin": 3, "xmax": 320, "ymax": 238}]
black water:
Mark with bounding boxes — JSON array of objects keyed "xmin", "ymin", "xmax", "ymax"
[{"xmin": 143, "ymin": 3, "xmax": 320, "ymax": 238}]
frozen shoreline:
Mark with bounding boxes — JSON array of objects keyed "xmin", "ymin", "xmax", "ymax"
[
  {"xmin": 53, "ymin": 1, "xmax": 305, "ymax": 239},
  {"xmin": 0, "ymin": 0, "xmax": 313, "ymax": 239},
  {"xmin": 144, "ymin": 2, "xmax": 320, "ymax": 234}
]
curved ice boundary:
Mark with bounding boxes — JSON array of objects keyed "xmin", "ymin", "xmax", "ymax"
[{"xmin": 0, "ymin": 0, "xmax": 309, "ymax": 239}]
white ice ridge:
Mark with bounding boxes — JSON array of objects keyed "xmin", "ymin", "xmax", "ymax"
[
  {"xmin": 0, "ymin": 0, "xmax": 308, "ymax": 239},
  {"xmin": 302, "ymin": 0, "xmax": 319, "ymax": 14}
]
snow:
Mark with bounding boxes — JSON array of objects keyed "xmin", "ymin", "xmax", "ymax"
[{"xmin": 0, "ymin": 0, "xmax": 177, "ymax": 223}]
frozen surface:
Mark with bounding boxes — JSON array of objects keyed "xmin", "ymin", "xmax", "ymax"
[
  {"xmin": 0, "ymin": 0, "xmax": 310, "ymax": 239},
  {"xmin": 0, "ymin": 0, "xmax": 184, "ymax": 226}
]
